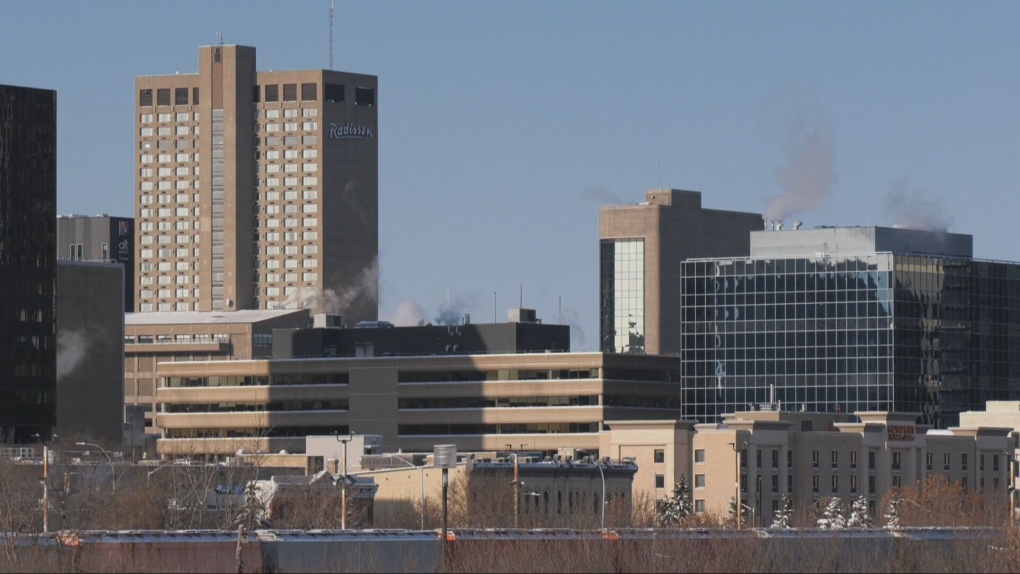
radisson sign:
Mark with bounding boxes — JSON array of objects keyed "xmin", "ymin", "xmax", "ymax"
[{"xmin": 328, "ymin": 122, "xmax": 374, "ymax": 140}]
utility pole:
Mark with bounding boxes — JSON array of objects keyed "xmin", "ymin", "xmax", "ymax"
[
  {"xmin": 512, "ymin": 451, "xmax": 520, "ymax": 528},
  {"xmin": 730, "ymin": 442, "xmax": 742, "ymax": 529},
  {"xmin": 42, "ymin": 444, "xmax": 48, "ymax": 534},
  {"xmin": 336, "ymin": 431, "xmax": 356, "ymax": 529}
]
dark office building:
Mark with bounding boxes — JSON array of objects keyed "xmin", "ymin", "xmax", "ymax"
[
  {"xmin": 273, "ymin": 309, "xmax": 570, "ymax": 359},
  {"xmin": 57, "ymin": 214, "xmax": 134, "ymax": 312},
  {"xmin": 599, "ymin": 189, "xmax": 763, "ymax": 355},
  {"xmin": 681, "ymin": 226, "xmax": 1020, "ymax": 428},
  {"xmin": 55, "ymin": 261, "xmax": 125, "ymax": 446},
  {"xmin": 0, "ymin": 84, "xmax": 57, "ymax": 443}
]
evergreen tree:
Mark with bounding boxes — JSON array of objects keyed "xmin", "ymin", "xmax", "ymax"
[
  {"xmin": 657, "ymin": 475, "xmax": 694, "ymax": 526},
  {"xmin": 726, "ymin": 495, "xmax": 742, "ymax": 526},
  {"xmin": 883, "ymin": 491, "xmax": 902, "ymax": 530},
  {"xmin": 847, "ymin": 495, "xmax": 872, "ymax": 528},
  {"xmin": 770, "ymin": 494, "xmax": 793, "ymax": 529},
  {"xmin": 816, "ymin": 497, "xmax": 846, "ymax": 529}
]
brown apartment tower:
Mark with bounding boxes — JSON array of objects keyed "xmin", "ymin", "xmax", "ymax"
[
  {"xmin": 599, "ymin": 189, "xmax": 762, "ymax": 356},
  {"xmin": 135, "ymin": 45, "xmax": 378, "ymax": 323}
]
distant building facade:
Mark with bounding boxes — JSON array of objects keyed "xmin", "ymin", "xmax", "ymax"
[
  {"xmin": 56, "ymin": 214, "xmax": 135, "ymax": 312},
  {"xmin": 134, "ymin": 44, "xmax": 378, "ymax": 321},
  {"xmin": 681, "ymin": 226, "xmax": 1020, "ymax": 427},
  {"xmin": 602, "ymin": 408, "xmax": 1016, "ymax": 527},
  {"xmin": 152, "ymin": 325, "xmax": 684, "ymax": 457},
  {"xmin": 124, "ymin": 308, "xmax": 311, "ymax": 433},
  {"xmin": 0, "ymin": 84, "xmax": 57, "ymax": 443},
  {"xmin": 599, "ymin": 189, "xmax": 762, "ymax": 355},
  {"xmin": 55, "ymin": 261, "xmax": 125, "ymax": 446}
]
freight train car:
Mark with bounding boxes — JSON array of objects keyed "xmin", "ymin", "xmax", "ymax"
[
  {"xmin": 58, "ymin": 530, "xmax": 264, "ymax": 573},
  {"xmin": 258, "ymin": 529, "xmax": 442, "ymax": 573}
]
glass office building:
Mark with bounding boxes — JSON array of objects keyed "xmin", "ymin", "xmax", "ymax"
[
  {"xmin": 0, "ymin": 84, "xmax": 57, "ymax": 442},
  {"xmin": 600, "ymin": 238, "xmax": 646, "ymax": 354},
  {"xmin": 681, "ymin": 229, "xmax": 1020, "ymax": 428}
]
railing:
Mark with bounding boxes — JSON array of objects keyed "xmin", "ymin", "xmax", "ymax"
[{"xmin": 0, "ymin": 447, "xmax": 36, "ymax": 460}]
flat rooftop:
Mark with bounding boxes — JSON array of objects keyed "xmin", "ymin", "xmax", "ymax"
[
  {"xmin": 126, "ymin": 309, "xmax": 307, "ymax": 326},
  {"xmin": 750, "ymin": 225, "xmax": 973, "ymax": 259}
]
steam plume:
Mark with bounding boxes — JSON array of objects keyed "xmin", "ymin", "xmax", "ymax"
[
  {"xmin": 435, "ymin": 292, "xmax": 473, "ymax": 326},
  {"xmin": 57, "ymin": 329, "xmax": 88, "ymax": 380},
  {"xmin": 385, "ymin": 300, "xmax": 430, "ymax": 326},
  {"xmin": 558, "ymin": 305, "xmax": 586, "ymax": 351},
  {"xmin": 764, "ymin": 119, "xmax": 836, "ymax": 221},
  {"xmin": 279, "ymin": 258, "xmax": 379, "ymax": 315},
  {"xmin": 583, "ymin": 186, "xmax": 625, "ymax": 205},
  {"xmin": 882, "ymin": 180, "xmax": 952, "ymax": 230}
]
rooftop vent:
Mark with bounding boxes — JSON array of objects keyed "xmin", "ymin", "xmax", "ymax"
[{"xmin": 507, "ymin": 308, "xmax": 539, "ymax": 324}]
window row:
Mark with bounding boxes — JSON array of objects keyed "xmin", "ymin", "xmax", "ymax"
[
  {"xmin": 140, "ymin": 154, "xmax": 203, "ymax": 165},
  {"xmin": 262, "ymin": 272, "xmax": 318, "ymax": 284},
  {"xmin": 262, "ymin": 176, "xmax": 318, "ymax": 187},
  {"xmin": 140, "ymin": 126, "xmax": 195, "ymax": 136},
  {"xmin": 141, "ymin": 112, "xmax": 199, "ymax": 123},
  {"xmin": 262, "ymin": 190, "xmax": 317, "ymax": 201},
  {"xmin": 139, "ymin": 87, "xmax": 199, "ymax": 107},
  {"xmin": 139, "ymin": 139, "xmax": 198, "ymax": 150},
  {"xmin": 263, "ymin": 149, "xmax": 317, "ymax": 159},
  {"xmin": 259, "ymin": 122, "xmax": 318, "ymax": 133},
  {"xmin": 138, "ymin": 275, "xmax": 195, "ymax": 286},
  {"xmin": 260, "ymin": 108, "xmax": 319, "ymax": 119}
]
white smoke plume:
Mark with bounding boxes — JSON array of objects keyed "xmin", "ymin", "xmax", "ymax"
[
  {"xmin": 558, "ymin": 305, "xmax": 587, "ymax": 351},
  {"xmin": 278, "ymin": 258, "xmax": 379, "ymax": 315},
  {"xmin": 882, "ymin": 180, "xmax": 953, "ymax": 231},
  {"xmin": 583, "ymin": 185, "xmax": 625, "ymax": 205},
  {"xmin": 56, "ymin": 329, "xmax": 88, "ymax": 380},
  {"xmin": 385, "ymin": 300, "xmax": 430, "ymax": 326},
  {"xmin": 764, "ymin": 119, "xmax": 837, "ymax": 221},
  {"xmin": 435, "ymin": 292, "xmax": 475, "ymax": 326}
]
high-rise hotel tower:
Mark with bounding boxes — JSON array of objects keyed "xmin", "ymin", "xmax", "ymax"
[{"xmin": 134, "ymin": 45, "xmax": 378, "ymax": 323}]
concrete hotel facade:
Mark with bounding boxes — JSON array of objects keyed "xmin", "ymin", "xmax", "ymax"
[
  {"xmin": 600, "ymin": 408, "xmax": 1016, "ymax": 526},
  {"xmin": 599, "ymin": 189, "xmax": 762, "ymax": 356},
  {"xmin": 134, "ymin": 45, "xmax": 377, "ymax": 322}
]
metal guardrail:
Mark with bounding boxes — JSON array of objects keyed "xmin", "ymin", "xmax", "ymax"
[{"xmin": 0, "ymin": 447, "xmax": 36, "ymax": 459}]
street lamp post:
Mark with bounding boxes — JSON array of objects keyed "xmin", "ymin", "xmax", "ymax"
[
  {"xmin": 726, "ymin": 442, "xmax": 750, "ymax": 534},
  {"xmin": 42, "ymin": 444, "xmax": 49, "ymax": 534},
  {"xmin": 336, "ymin": 431, "xmax": 356, "ymax": 530},
  {"xmin": 77, "ymin": 442, "xmax": 115, "ymax": 492},
  {"xmin": 577, "ymin": 449, "xmax": 606, "ymax": 530},
  {"xmin": 384, "ymin": 455, "xmax": 425, "ymax": 529}
]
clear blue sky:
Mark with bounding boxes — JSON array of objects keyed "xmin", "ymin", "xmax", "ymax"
[{"xmin": 3, "ymin": 1, "xmax": 1020, "ymax": 349}]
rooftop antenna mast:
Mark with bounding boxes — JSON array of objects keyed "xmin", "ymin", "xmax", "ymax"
[
  {"xmin": 217, "ymin": 31, "xmax": 224, "ymax": 45},
  {"xmin": 329, "ymin": 0, "xmax": 334, "ymax": 70}
]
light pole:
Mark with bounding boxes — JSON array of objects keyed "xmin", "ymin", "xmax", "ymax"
[
  {"xmin": 77, "ymin": 442, "xmax": 115, "ymax": 492},
  {"xmin": 507, "ymin": 449, "xmax": 521, "ymax": 528},
  {"xmin": 577, "ymin": 449, "xmax": 606, "ymax": 529},
  {"xmin": 729, "ymin": 442, "xmax": 745, "ymax": 529},
  {"xmin": 740, "ymin": 503, "xmax": 755, "ymax": 529},
  {"xmin": 384, "ymin": 455, "xmax": 425, "ymax": 529},
  {"xmin": 1007, "ymin": 451, "xmax": 1016, "ymax": 528},
  {"xmin": 42, "ymin": 444, "xmax": 49, "ymax": 534},
  {"xmin": 336, "ymin": 431, "xmax": 356, "ymax": 530},
  {"xmin": 146, "ymin": 463, "xmax": 173, "ymax": 484}
]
